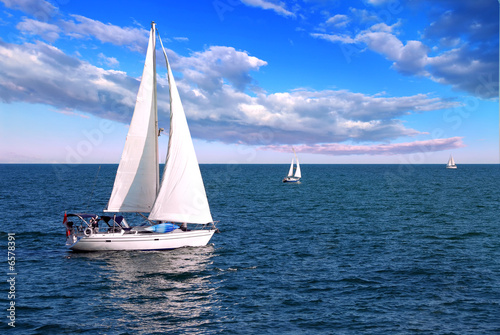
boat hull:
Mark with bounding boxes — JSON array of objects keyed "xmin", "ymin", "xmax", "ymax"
[
  {"xmin": 446, "ymin": 166, "xmax": 457, "ymax": 169},
  {"xmin": 66, "ymin": 229, "xmax": 216, "ymax": 252},
  {"xmin": 283, "ymin": 177, "xmax": 300, "ymax": 183}
]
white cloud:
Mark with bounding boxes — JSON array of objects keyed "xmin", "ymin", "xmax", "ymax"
[
  {"xmin": 0, "ymin": 39, "xmax": 459, "ymax": 149},
  {"xmin": 174, "ymin": 46, "xmax": 268, "ymax": 92},
  {"xmin": 0, "ymin": 0, "xmax": 57, "ymax": 19},
  {"xmin": 311, "ymin": 3, "xmax": 498, "ymax": 99},
  {"xmin": 311, "ymin": 33, "xmax": 355, "ymax": 44},
  {"xmin": 16, "ymin": 17, "xmax": 60, "ymax": 42},
  {"xmin": 241, "ymin": 0, "xmax": 295, "ymax": 17},
  {"xmin": 98, "ymin": 53, "xmax": 119, "ymax": 68},
  {"xmin": 177, "ymin": 80, "xmax": 459, "ymax": 145},
  {"xmin": 365, "ymin": 0, "xmax": 393, "ymax": 5},
  {"xmin": 0, "ymin": 40, "xmax": 136, "ymax": 123},
  {"xmin": 356, "ymin": 28, "xmax": 430, "ymax": 76},
  {"xmin": 326, "ymin": 14, "xmax": 350, "ymax": 28},
  {"xmin": 12, "ymin": 14, "xmax": 149, "ymax": 52},
  {"xmin": 173, "ymin": 37, "xmax": 189, "ymax": 42},
  {"xmin": 60, "ymin": 15, "xmax": 148, "ymax": 52}
]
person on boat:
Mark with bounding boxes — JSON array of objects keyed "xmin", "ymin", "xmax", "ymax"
[{"xmin": 90, "ymin": 217, "xmax": 99, "ymax": 233}]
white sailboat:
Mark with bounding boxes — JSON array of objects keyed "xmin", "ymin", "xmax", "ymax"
[
  {"xmin": 63, "ymin": 22, "xmax": 218, "ymax": 251},
  {"xmin": 446, "ymin": 155, "xmax": 457, "ymax": 169},
  {"xmin": 282, "ymin": 148, "xmax": 301, "ymax": 183}
]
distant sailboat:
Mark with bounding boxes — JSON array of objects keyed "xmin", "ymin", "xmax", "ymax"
[
  {"xmin": 283, "ymin": 148, "xmax": 301, "ymax": 183},
  {"xmin": 446, "ymin": 155, "xmax": 457, "ymax": 169},
  {"xmin": 63, "ymin": 22, "xmax": 218, "ymax": 251}
]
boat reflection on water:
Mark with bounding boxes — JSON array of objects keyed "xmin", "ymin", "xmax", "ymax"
[{"xmin": 69, "ymin": 246, "xmax": 219, "ymax": 334}]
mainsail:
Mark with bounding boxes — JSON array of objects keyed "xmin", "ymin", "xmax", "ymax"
[
  {"xmin": 105, "ymin": 25, "xmax": 159, "ymax": 213},
  {"xmin": 294, "ymin": 154, "xmax": 301, "ymax": 178},
  {"xmin": 287, "ymin": 159, "xmax": 294, "ymax": 177},
  {"xmin": 148, "ymin": 33, "xmax": 213, "ymax": 224},
  {"xmin": 447, "ymin": 155, "xmax": 456, "ymax": 167}
]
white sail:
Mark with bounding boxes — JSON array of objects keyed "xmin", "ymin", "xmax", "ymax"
[
  {"xmin": 65, "ymin": 22, "xmax": 217, "ymax": 252},
  {"xmin": 287, "ymin": 159, "xmax": 294, "ymax": 177},
  {"xmin": 446, "ymin": 155, "xmax": 457, "ymax": 169},
  {"xmin": 448, "ymin": 155, "xmax": 455, "ymax": 166},
  {"xmin": 105, "ymin": 25, "xmax": 159, "ymax": 213},
  {"xmin": 294, "ymin": 155, "xmax": 301, "ymax": 178},
  {"xmin": 148, "ymin": 37, "xmax": 213, "ymax": 224}
]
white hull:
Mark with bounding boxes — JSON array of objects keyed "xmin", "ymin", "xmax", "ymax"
[
  {"xmin": 66, "ymin": 229, "xmax": 215, "ymax": 252},
  {"xmin": 446, "ymin": 165, "xmax": 457, "ymax": 169}
]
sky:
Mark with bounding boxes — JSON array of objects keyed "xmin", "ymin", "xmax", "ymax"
[{"xmin": 0, "ymin": 0, "xmax": 498, "ymax": 164}]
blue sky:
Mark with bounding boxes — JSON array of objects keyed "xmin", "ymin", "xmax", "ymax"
[{"xmin": 0, "ymin": 0, "xmax": 498, "ymax": 164}]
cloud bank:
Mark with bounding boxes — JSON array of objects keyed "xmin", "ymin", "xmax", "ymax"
[
  {"xmin": 310, "ymin": 0, "xmax": 499, "ymax": 99},
  {"xmin": 0, "ymin": 38, "xmax": 459, "ymax": 151},
  {"xmin": 264, "ymin": 137, "xmax": 465, "ymax": 156},
  {"xmin": 0, "ymin": 0, "xmax": 475, "ymax": 158}
]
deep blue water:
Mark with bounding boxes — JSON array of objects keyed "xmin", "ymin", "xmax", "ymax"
[{"xmin": 1, "ymin": 164, "xmax": 500, "ymax": 334}]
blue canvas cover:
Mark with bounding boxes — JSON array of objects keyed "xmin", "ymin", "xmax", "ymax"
[{"xmin": 145, "ymin": 223, "xmax": 179, "ymax": 233}]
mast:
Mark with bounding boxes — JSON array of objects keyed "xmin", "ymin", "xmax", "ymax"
[
  {"xmin": 152, "ymin": 21, "xmax": 159, "ymax": 195},
  {"xmin": 148, "ymin": 29, "xmax": 213, "ymax": 224}
]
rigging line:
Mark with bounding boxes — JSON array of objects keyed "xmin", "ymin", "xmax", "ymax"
[
  {"xmin": 86, "ymin": 165, "xmax": 101, "ymax": 212},
  {"xmin": 137, "ymin": 212, "xmax": 157, "ymax": 225}
]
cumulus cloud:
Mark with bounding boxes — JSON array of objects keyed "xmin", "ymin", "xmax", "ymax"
[
  {"xmin": 428, "ymin": 46, "xmax": 498, "ymax": 99},
  {"xmin": 60, "ymin": 15, "xmax": 148, "ymax": 52},
  {"xmin": 423, "ymin": 0, "xmax": 499, "ymax": 98},
  {"xmin": 311, "ymin": 1, "xmax": 499, "ymax": 99},
  {"xmin": 424, "ymin": 0, "xmax": 498, "ymax": 44},
  {"xmin": 0, "ymin": 5, "xmax": 469, "ymax": 157},
  {"xmin": 0, "ymin": 40, "xmax": 137, "ymax": 123},
  {"xmin": 174, "ymin": 46, "xmax": 268, "ymax": 92},
  {"xmin": 12, "ymin": 14, "xmax": 149, "ymax": 52},
  {"xmin": 312, "ymin": 21, "xmax": 431, "ymax": 76},
  {"xmin": 0, "ymin": 39, "xmax": 458, "ymax": 150},
  {"xmin": 175, "ymin": 81, "xmax": 459, "ymax": 145}
]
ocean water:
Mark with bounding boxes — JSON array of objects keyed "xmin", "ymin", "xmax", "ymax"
[{"xmin": 1, "ymin": 163, "xmax": 499, "ymax": 334}]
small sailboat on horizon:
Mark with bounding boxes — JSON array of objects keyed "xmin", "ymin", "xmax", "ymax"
[
  {"xmin": 63, "ymin": 22, "xmax": 218, "ymax": 251},
  {"xmin": 283, "ymin": 148, "xmax": 301, "ymax": 183},
  {"xmin": 446, "ymin": 155, "xmax": 457, "ymax": 169}
]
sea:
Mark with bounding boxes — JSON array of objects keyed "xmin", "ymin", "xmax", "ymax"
[{"xmin": 1, "ymin": 163, "xmax": 499, "ymax": 334}]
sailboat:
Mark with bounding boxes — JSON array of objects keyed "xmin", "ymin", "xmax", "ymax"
[
  {"xmin": 63, "ymin": 22, "xmax": 218, "ymax": 251},
  {"xmin": 446, "ymin": 155, "xmax": 457, "ymax": 169},
  {"xmin": 282, "ymin": 148, "xmax": 301, "ymax": 183}
]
